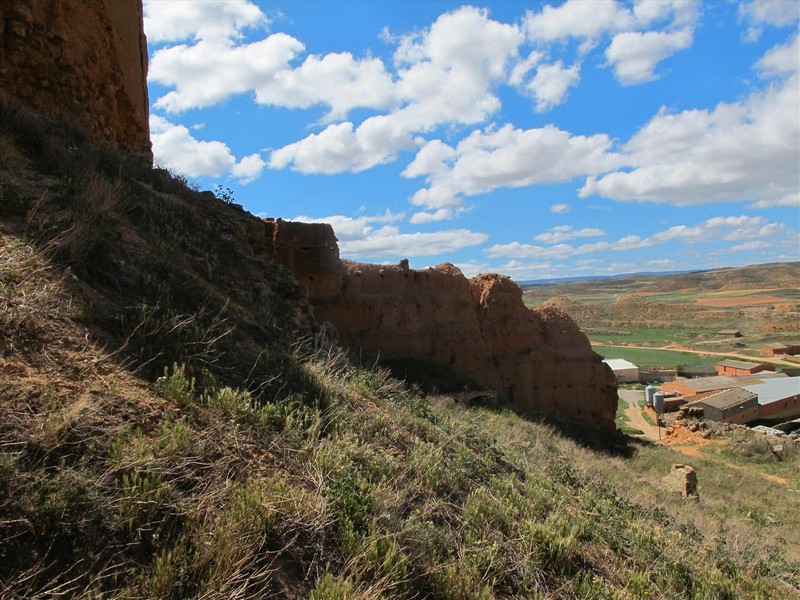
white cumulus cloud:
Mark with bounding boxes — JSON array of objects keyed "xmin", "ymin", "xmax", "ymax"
[
  {"xmin": 405, "ymin": 123, "xmax": 622, "ymax": 211},
  {"xmin": 290, "ymin": 211, "xmax": 486, "ymax": 259},
  {"xmin": 740, "ymin": 0, "xmax": 800, "ymax": 26},
  {"xmin": 146, "ymin": 0, "xmax": 396, "ymax": 119},
  {"xmin": 410, "ymin": 209, "xmax": 455, "ymax": 224},
  {"xmin": 268, "ymin": 118, "xmax": 416, "ymax": 174},
  {"xmin": 756, "ymin": 33, "xmax": 800, "ymax": 78},
  {"xmin": 486, "ymin": 215, "xmax": 787, "ymax": 260},
  {"xmin": 533, "ymin": 225, "xmax": 606, "ymax": 243},
  {"xmin": 268, "ymin": 6, "xmax": 523, "ymax": 175},
  {"xmin": 292, "ymin": 210, "xmax": 403, "ymax": 241},
  {"xmin": 605, "ymin": 27, "xmax": 694, "ymax": 84},
  {"xmin": 144, "ymin": 0, "xmax": 267, "ymax": 43},
  {"xmin": 340, "ymin": 226, "xmax": 489, "ymax": 259},
  {"xmin": 150, "ymin": 115, "xmax": 264, "ymax": 183},
  {"xmin": 740, "ymin": 0, "xmax": 800, "ymax": 41},
  {"xmin": 527, "ymin": 61, "xmax": 581, "ymax": 112},
  {"xmin": 254, "ymin": 53, "xmax": 396, "ymax": 120},
  {"xmin": 581, "ymin": 69, "xmax": 800, "ymax": 204},
  {"xmin": 524, "ymin": 0, "xmax": 634, "ymax": 43},
  {"xmin": 149, "ymin": 34, "xmax": 305, "ymax": 113}
]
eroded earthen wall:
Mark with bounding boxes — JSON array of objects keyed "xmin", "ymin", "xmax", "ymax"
[
  {"xmin": 269, "ymin": 220, "xmax": 618, "ymax": 429},
  {"xmin": 1, "ymin": 0, "xmax": 150, "ymax": 155}
]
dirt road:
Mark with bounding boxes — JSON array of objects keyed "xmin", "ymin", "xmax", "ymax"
[
  {"xmin": 660, "ymin": 345, "xmax": 797, "ymax": 367},
  {"xmin": 618, "ymin": 389, "xmax": 661, "ymax": 441}
]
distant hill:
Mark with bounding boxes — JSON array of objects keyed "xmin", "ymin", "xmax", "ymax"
[
  {"xmin": 520, "ymin": 262, "xmax": 799, "ymax": 295},
  {"xmin": 517, "ymin": 269, "xmax": 695, "ymax": 286},
  {"xmin": 524, "ymin": 261, "xmax": 800, "ymax": 356}
]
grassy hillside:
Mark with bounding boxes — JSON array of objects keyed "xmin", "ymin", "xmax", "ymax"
[{"xmin": 2, "ymin": 103, "xmax": 799, "ymax": 598}]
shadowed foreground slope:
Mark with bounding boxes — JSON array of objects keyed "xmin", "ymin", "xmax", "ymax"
[{"xmin": 1, "ymin": 104, "xmax": 798, "ymax": 598}]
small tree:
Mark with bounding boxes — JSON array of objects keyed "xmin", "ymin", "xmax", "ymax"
[{"xmin": 674, "ymin": 362, "xmax": 683, "ymax": 375}]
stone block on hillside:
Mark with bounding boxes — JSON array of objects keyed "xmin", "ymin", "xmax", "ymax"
[{"xmin": 664, "ymin": 464, "xmax": 698, "ymax": 501}]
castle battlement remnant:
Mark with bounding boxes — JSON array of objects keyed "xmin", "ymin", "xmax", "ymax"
[{"xmin": 267, "ymin": 220, "xmax": 618, "ymax": 429}]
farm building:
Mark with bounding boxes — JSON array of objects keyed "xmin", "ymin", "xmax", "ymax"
[
  {"xmin": 715, "ymin": 360, "xmax": 774, "ymax": 377},
  {"xmin": 639, "ymin": 368, "xmax": 678, "ymax": 383},
  {"xmin": 661, "ymin": 373, "xmax": 787, "ymax": 400},
  {"xmin": 761, "ymin": 342, "xmax": 800, "ymax": 358},
  {"xmin": 603, "ymin": 359, "xmax": 639, "ymax": 383},
  {"xmin": 717, "ymin": 330, "xmax": 742, "ymax": 337},
  {"xmin": 694, "ymin": 389, "xmax": 759, "ymax": 424},
  {"xmin": 743, "ymin": 376, "xmax": 800, "ymax": 421}
]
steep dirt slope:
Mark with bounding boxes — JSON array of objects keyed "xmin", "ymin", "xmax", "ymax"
[{"xmin": 1, "ymin": 102, "xmax": 313, "ymax": 389}]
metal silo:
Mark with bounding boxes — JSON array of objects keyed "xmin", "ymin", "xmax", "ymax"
[
  {"xmin": 653, "ymin": 391, "xmax": 665, "ymax": 415},
  {"xmin": 646, "ymin": 385, "xmax": 657, "ymax": 406}
]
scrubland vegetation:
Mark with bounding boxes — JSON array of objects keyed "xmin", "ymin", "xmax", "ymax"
[{"xmin": 1, "ymin": 102, "xmax": 799, "ymax": 598}]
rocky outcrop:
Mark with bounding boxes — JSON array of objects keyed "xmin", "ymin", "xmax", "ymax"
[
  {"xmin": 269, "ymin": 220, "xmax": 618, "ymax": 429},
  {"xmin": 0, "ymin": 0, "xmax": 150, "ymax": 155}
]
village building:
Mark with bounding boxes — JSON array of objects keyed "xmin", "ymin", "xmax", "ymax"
[
  {"xmin": 694, "ymin": 389, "xmax": 759, "ymax": 424},
  {"xmin": 661, "ymin": 372, "xmax": 787, "ymax": 401},
  {"xmin": 717, "ymin": 330, "xmax": 742, "ymax": 337},
  {"xmin": 742, "ymin": 376, "xmax": 800, "ymax": 421},
  {"xmin": 602, "ymin": 359, "xmax": 639, "ymax": 383},
  {"xmin": 638, "ymin": 368, "xmax": 678, "ymax": 383},
  {"xmin": 715, "ymin": 359, "xmax": 774, "ymax": 377},
  {"xmin": 761, "ymin": 342, "xmax": 800, "ymax": 358}
]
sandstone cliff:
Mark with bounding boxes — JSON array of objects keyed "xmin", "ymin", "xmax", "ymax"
[
  {"xmin": 269, "ymin": 220, "xmax": 618, "ymax": 429},
  {"xmin": 1, "ymin": 0, "xmax": 150, "ymax": 155}
]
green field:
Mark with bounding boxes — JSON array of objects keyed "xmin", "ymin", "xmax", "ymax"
[
  {"xmin": 585, "ymin": 326, "xmax": 715, "ymax": 346},
  {"xmin": 594, "ymin": 345, "xmax": 720, "ymax": 370}
]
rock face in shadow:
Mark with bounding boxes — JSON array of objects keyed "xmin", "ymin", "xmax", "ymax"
[
  {"xmin": 0, "ymin": 0, "xmax": 151, "ymax": 155},
  {"xmin": 269, "ymin": 220, "xmax": 618, "ymax": 429}
]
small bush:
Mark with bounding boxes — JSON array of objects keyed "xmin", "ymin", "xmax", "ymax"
[{"xmin": 155, "ymin": 363, "xmax": 195, "ymax": 406}]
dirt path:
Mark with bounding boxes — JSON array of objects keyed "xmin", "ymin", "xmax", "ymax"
[{"xmin": 619, "ymin": 389, "xmax": 661, "ymax": 441}]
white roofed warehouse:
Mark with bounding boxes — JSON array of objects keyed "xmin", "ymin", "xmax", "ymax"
[
  {"xmin": 603, "ymin": 359, "xmax": 639, "ymax": 384},
  {"xmin": 742, "ymin": 377, "xmax": 800, "ymax": 421}
]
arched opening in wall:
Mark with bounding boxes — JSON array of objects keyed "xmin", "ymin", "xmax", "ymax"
[
  {"xmin": 508, "ymin": 384, "xmax": 515, "ymax": 402},
  {"xmin": 467, "ymin": 392, "xmax": 496, "ymax": 407}
]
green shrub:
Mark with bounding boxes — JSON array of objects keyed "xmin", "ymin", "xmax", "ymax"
[{"xmin": 155, "ymin": 363, "xmax": 195, "ymax": 405}]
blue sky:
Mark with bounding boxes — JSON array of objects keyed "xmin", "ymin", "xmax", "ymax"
[{"xmin": 144, "ymin": 0, "xmax": 799, "ymax": 281}]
